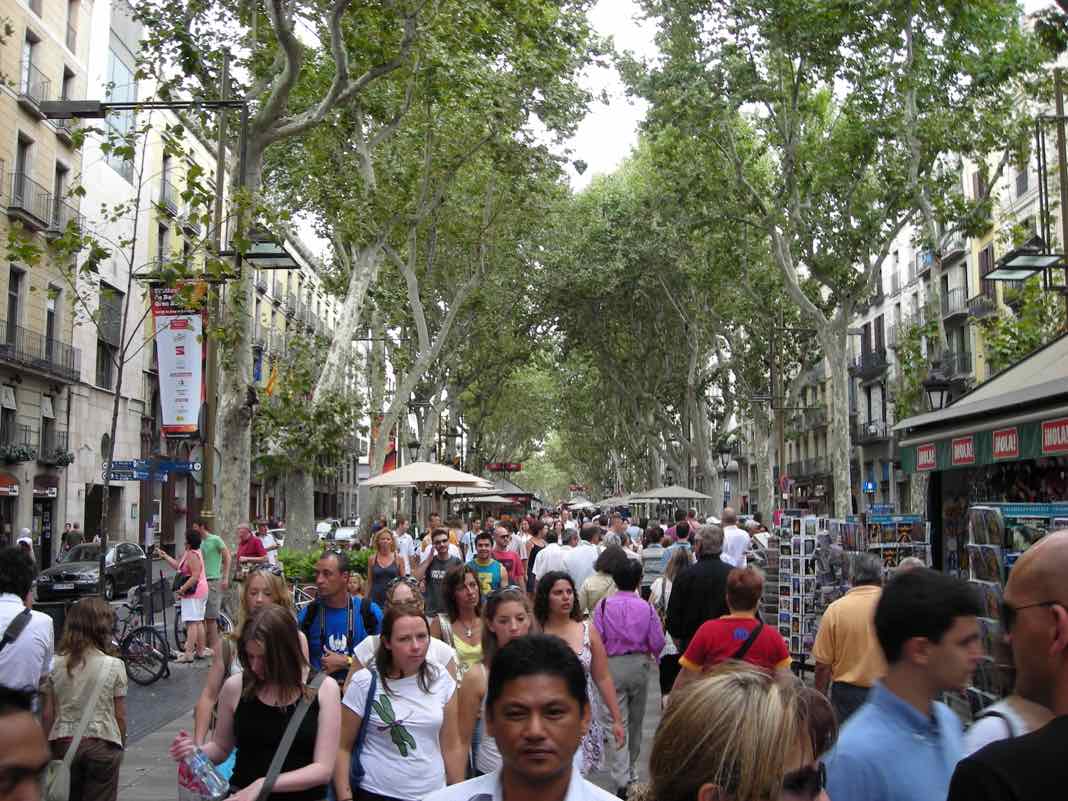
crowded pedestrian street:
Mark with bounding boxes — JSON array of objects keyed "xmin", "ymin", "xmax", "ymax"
[{"xmin": 3, "ymin": 0, "xmax": 1068, "ymax": 800}]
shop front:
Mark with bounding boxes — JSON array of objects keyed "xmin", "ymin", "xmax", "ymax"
[
  {"xmin": 895, "ymin": 332, "xmax": 1068, "ymax": 721},
  {"xmin": 0, "ymin": 472, "xmax": 17, "ymax": 547},
  {"xmin": 32, "ymin": 475, "xmax": 59, "ymax": 569}
]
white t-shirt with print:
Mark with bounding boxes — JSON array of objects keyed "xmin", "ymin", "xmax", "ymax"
[
  {"xmin": 258, "ymin": 532, "xmax": 278, "ymax": 566},
  {"xmin": 344, "ymin": 665, "xmax": 456, "ymax": 801}
]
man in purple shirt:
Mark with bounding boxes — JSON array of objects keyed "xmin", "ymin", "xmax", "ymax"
[{"xmin": 592, "ymin": 559, "xmax": 665, "ymax": 796}]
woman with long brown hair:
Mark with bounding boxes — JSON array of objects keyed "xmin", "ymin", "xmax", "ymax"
[
  {"xmin": 41, "ymin": 597, "xmax": 127, "ymax": 801},
  {"xmin": 170, "ymin": 604, "xmax": 341, "ymax": 800},
  {"xmin": 430, "ymin": 564, "xmax": 483, "ymax": 678},
  {"xmin": 336, "ymin": 602, "xmax": 465, "ymax": 801},
  {"xmin": 367, "ymin": 529, "xmax": 407, "ymax": 607}
]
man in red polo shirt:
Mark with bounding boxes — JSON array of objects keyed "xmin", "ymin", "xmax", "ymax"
[
  {"xmin": 492, "ymin": 524, "xmax": 524, "ymax": 590},
  {"xmin": 235, "ymin": 522, "xmax": 268, "ymax": 575},
  {"xmin": 672, "ymin": 567, "xmax": 791, "ymax": 693}
]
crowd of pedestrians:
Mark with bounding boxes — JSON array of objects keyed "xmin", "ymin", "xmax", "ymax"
[{"xmin": 0, "ymin": 510, "xmax": 1066, "ymax": 801}]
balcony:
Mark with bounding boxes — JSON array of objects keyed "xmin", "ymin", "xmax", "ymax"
[
  {"xmin": 17, "ymin": 63, "xmax": 51, "ymax": 118},
  {"xmin": 180, "ymin": 210, "xmax": 203, "ymax": 237},
  {"xmin": 941, "ymin": 287, "xmax": 968, "ymax": 320},
  {"xmin": 916, "ymin": 249, "xmax": 934, "ymax": 277},
  {"xmin": 46, "ymin": 199, "xmax": 83, "ymax": 240},
  {"xmin": 284, "ymin": 295, "xmax": 296, "ymax": 317},
  {"xmin": 806, "ymin": 406, "xmax": 828, "ymax": 429},
  {"xmin": 0, "ymin": 424, "xmax": 35, "ymax": 463},
  {"xmin": 158, "ymin": 179, "xmax": 179, "ymax": 216},
  {"xmin": 254, "ymin": 272, "xmax": 267, "ymax": 293},
  {"xmin": 252, "ymin": 329, "xmax": 266, "ymax": 350},
  {"xmin": 944, "ymin": 350, "xmax": 973, "ymax": 377},
  {"xmin": 271, "ymin": 281, "xmax": 283, "ymax": 306},
  {"xmin": 54, "ymin": 118, "xmax": 76, "ymax": 147},
  {"xmin": 66, "ymin": 23, "xmax": 77, "ymax": 52},
  {"xmin": 849, "ymin": 348, "xmax": 889, "ymax": 380},
  {"xmin": 0, "ymin": 319, "xmax": 81, "ymax": 383},
  {"xmin": 38, "ymin": 429, "xmax": 72, "ymax": 466},
  {"xmin": 7, "ymin": 172, "xmax": 53, "ymax": 231},
  {"xmin": 856, "ymin": 419, "xmax": 891, "ymax": 445},
  {"xmin": 967, "ymin": 293, "xmax": 997, "ymax": 319},
  {"xmin": 942, "ymin": 233, "xmax": 967, "ymax": 264}
]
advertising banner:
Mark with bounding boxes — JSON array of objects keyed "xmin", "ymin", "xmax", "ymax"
[{"xmin": 150, "ymin": 284, "xmax": 206, "ymax": 436}]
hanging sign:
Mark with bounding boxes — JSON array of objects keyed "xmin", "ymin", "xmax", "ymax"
[
  {"xmin": 992, "ymin": 427, "xmax": 1020, "ymax": 461},
  {"xmin": 150, "ymin": 284, "xmax": 206, "ymax": 437},
  {"xmin": 1042, "ymin": 417, "xmax": 1068, "ymax": 455},
  {"xmin": 916, "ymin": 443, "xmax": 937, "ymax": 471},
  {"xmin": 951, "ymin": 435, "xmax": 976, "ymax": 466}
]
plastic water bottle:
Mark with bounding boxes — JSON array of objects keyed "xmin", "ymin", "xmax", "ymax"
[{"xmin": 178, "ymin": 748, "xmax": 228, "ymax": 800}]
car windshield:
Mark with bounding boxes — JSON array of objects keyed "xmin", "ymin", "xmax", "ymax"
[{"xmin": 64, "ymin": 545, "xmax": 101, "ymax": 563}]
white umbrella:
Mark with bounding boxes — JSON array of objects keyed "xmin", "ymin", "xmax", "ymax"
[
  {"xmin": 629, "ymin": 484, "xmax": 714, "ymax": 501},
  {"xmin": 365, "ymin": 461, "xmax": 494, "ymax": 490},
  {"xmin": 569, "ymin": 499, "xmax": 596, "ymax": 511},
  {"xmin": 598, "ymin": 495, "xmax": 631, "ymax": 507}
]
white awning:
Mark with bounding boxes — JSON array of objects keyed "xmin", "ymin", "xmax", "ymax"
[
  {"xmin": 0, "ymin": 386, "xmax": 16, "ymax": 410},
  {"xmin": 41, "ymin": 396, "xmax": 54, "ymax": 420}
]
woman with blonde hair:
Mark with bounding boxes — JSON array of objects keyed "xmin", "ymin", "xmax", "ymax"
[
  {"xmin": 643, "ymin": 665, "xmax": 830, "ymax": 801},
  {"xmin": 368, "ymin": 528, "xmax": 407, "ymax": 607},
  {"xmin": 41, "ymin": 597, "xmax": 127, "ymax": 801}
]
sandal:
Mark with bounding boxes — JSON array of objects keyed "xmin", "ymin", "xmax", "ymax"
[{"xmin": 195, "ymin": 648, "xmax": 213, "ymax": 660}]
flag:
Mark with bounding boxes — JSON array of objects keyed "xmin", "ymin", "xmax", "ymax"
[{"xmin": 265, "ymin": 363, "xmax": 279, "ymax": 396}]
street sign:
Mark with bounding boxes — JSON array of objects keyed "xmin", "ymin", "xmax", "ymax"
[
  {"xmin": 103, "ymin": 469, "xmax": 170, "ymax": 482},
  {"xmin": 862, "ymin": 480, "xmax": 877, "ymax": 494},
  {"xmin": 154, "ymin": 460, "xmax": 201, "ymax": 473}
]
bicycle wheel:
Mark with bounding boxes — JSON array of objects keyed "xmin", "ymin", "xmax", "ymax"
[
  {"xmin": 173, "ymin": 604, "xmax": 185, "ymax": 652},
  {"xmin": 217, "ymin": 610, "xmax": 233, "ymax": 635},
  {"xmin": 122, "ymin": 625, "xmax": 169, "ymax": 686}
]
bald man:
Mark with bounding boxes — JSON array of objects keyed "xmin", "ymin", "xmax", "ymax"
[{"xmin": 948, "ymin": 530, "xmax": 1068, "ymax": 801}]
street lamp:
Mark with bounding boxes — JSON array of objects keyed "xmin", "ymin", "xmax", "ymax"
[
  {"xmin": 922, "ymin": 364, "xmax": 953, "ymax": 411},
  {"xmin": 406, "ymin": 439, "xmax": 420, "ymax": 531},
  {"xmin": 718, "ymin": 443, "xmax": 733, "ymax": 471},
  {"xmin": 241, "ymin": 227, "xmax": 300, "ymax": 270}
]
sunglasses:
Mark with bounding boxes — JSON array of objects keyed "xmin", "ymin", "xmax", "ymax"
[
  {"xmin": 486, "ymin": 584, "xmax": 524, "ymax": 600},
  {"xmin": 386, "ymin": 576, "xmax": 422, "ymax": 591},
  {"xmin": 1000, "ymin": 599, "xmax": 1060, "ymax": 631},
  {"xmin": 781, "ymin": 761, "xmax": 826, "ymax": 800}
]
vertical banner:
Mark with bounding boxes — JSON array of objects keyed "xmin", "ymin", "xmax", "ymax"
[
  {"xmin": 150, "ymin": 284, "xmax": 206, "ymax": 436},
  {"xmin": 369, "ymin": 414, "xmax": 398, "ymax": 473}
]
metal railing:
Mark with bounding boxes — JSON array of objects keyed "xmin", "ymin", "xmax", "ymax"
[
  {"xmin": 856, "ymin": 419, "xmax": 890, "ymax": 444},
  {"xmin": 805, "ymin": 407, "xmax": 828, "ymax": 428},
  {"xmin": 0, "ymin": 423, "xmax": 33, "ymax": 449},
  {"xmin": 8, "ymin": 172, "xmax": 54, "ymax": 228},
  {"xmin": 38, "ymin": 429, "xmax": 70, "ymax": 462},
  {"xmin": 967, "ymin": 293, "xmax": 997, "ymax": 319},
  {"xmin": 941, "ymin": 287, "xmax": 967, "ymax": 318},
  {"xmin": 0, "ymin": 318, "xmax": 81, "ymax": 382},
  {"xmin": 19, "ymin": 62, "xmax": 51, "ymax": 105},
  {"xmin": 158, "ymin": 179, "xmax": 179, "ymax": 215},
  {"xmin": 49, "ymin": 198, "xmax": 83, "ymax": 235},
  {"xmin": 850, "ymin": 348, "xmax": 889, "ymax": 378}
]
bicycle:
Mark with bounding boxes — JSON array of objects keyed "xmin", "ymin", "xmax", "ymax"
[
  {"xmin": 113, "ymin": 588, "xmax": 170, "ymax": 686},
  {"xmin": 173, "ymin": 599, "xmax": 233, "ymax": 653}
]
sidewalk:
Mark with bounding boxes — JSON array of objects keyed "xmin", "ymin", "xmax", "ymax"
[{"xmin": 119, "ymin": 710, "xmax": 191, "ymax": 801}]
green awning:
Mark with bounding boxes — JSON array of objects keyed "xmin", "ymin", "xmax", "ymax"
[{"xmin": 900, "ymin": 414, "xmax": 1068, "ymax": 473}]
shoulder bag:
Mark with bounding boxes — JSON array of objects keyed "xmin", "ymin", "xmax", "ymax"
[
  {"xmin": 0, "ymin": 608, "xmax": 32, "ymax": 654},
  {"xmin": 45, "ymin": 657, "xmax": 113, "ymax": 801},
  {"xmin": 347, "ymin": 669, "xmax": 378, "ymax": 789},
  {"xmin": 731, "ymin": 621, "xmax": 765, "ymax": 662},
  {"xmin": 254, "ymin": 672, "xmax": 327, "ymax": 801}
]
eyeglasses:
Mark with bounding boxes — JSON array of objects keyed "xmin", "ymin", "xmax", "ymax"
[
  {"xmin": 486, "ymin": 584, "xmax": 524, "ymax": 600},
  {"xmin": 781, "ymin": 761, "xmax": 826, "ymax": 800},
  {"xmin": 1000, "ymin": 599, "xmax": 1060, "ymax": 631}
]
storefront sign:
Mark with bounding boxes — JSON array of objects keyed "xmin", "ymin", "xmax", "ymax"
[
  {"xmin": 150, "ymin": 284, "xmax": 206, "ymax": 437},
  {"xmin": 916, "ymin": 443, "xmax": 937, "ymax": 471},
  {"xmin": 951, "ymin": 436, "xmax": 976, "ymax": 466},
  {"xmin": 1042, "ymin": 417, "xmax": 1068, "ymax": 455},
  {"xmin": 992, "ymin": 427, "xmax": 1020, "ymax": 461}
]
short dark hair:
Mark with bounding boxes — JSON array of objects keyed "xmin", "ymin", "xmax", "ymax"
[
  {"xmin": 0, "ymin": 685, "xmax": 35, "ymax": 716},
  {"xmin": 594, "ymin": 544, "xmax": 629, "ymax": 576},
  {"xmin": 530, "ymin": 519, "xmax": 544, "ymax": 537},
  {"xmin": 545, "ymin": 530, "xmax": 558, "ymax": 544},
  {"xmin": 674, "ymin": 509, "xmax": 688, "ymax": 523},
  {"xmin": 475, "ymin": 531, "xmax": 494, "ymax": 547},
  {"xmin": 318, "ymin": 549, "xmax": 351, "ymax": 574},
  {"xmin": 875, "ymin": 568, "xmax": 982, "ymax": 663},
  {"xmin": 0, "ymin": 547, "xmax": 36, "ymax": 598},
  {"xmin": 612, "ymin": 559, "xmax": 642, "ymax": 592},
  {"xmin": 486, "ymin": 634, "xmax": 588, "ymax": 718},
  {"xmin": 431, "ymin": 528, "xmax": 449, "ymax": 543},
  {"xmin": 597, "ymin": 515, "xmax": 609, "ymax": 527},
  {"xmin": 579, "ymin": 525, "xmax": 597, "ymax": 543},
  {"xmin": 534, "ymin": 571, "xmax": 582, "ymax": 624},
  {"xmin": 185, "ymin": 529, "xmax": 202, "ymax": 549}
]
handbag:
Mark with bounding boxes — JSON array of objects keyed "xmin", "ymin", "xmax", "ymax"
[
  {"xmin": 348, "ymin": 669, "xmax": 378, "ymax": 788},
  {"xmin": 44, "ymin": 658, "xmax": 112, "ymax": 801},
  {"xmin": 253, "ymin": 672, "xmax": 327, "ymax": 801}
]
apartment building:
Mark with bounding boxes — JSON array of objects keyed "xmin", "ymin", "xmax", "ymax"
[{"xmin": 0, "ymin": 0, "xmax": 89, "ymax": 565}]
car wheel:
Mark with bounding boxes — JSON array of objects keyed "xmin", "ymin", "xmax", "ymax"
[{"xmin": 104, "ymin": 577, "xmax": 116, "ymax": 601}]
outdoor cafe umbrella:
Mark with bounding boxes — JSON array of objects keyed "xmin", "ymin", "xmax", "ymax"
[
  {"xmin": 628, "ymin": 484, "xmax": 714, "ymax": 501},
  {"xmin": 365, "ymin": 461, "xmax": 494, "ymax": 490}
]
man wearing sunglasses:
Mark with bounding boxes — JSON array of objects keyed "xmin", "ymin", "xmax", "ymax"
[
  {"xmin": 0, "ymin": 687, "xmax": 49, "ymax": 801},
  {"xmin": 948, "ymin": 530, "xmax": 1068, "ymax": 801},
  {"xmin": 825, "ymin": 568, "xmax": 983, "ymax": 801}
]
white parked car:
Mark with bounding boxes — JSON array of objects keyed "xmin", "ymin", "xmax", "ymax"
[{"xmin": 322, "ymin": 526, "xmax": 359, "ymax": 546}]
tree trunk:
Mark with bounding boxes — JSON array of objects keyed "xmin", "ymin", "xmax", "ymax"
[
  {"xmin": 820, "ymin": 328, "xmax": 853, "ymax": 518},
  {"xmin": 754, "ymin": 410, "xmax": 774, "ymax": 517},
  {"xmin": 287, "ymin": 468, "xmax": 316, "ymax": 550}
]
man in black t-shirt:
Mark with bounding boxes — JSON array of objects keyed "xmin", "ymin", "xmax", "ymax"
[
  {"xmin": 947, "ymin": 530, "xmax": 1068, "ymax": 801},
  {"xmin": 414, "ymin": 529, "xmax": 462, "ymax": 615}
]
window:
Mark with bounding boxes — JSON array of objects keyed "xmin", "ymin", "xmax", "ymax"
[
  {"xmin": 66, "ymin": 1, "xmax": 79, "ymax": 50},
  {"xmin": 104, "ymin": 34, "xmax": 138, "ymax": 182},
  {"xmin": 52, "ymin": 163, "xmax": 69, "ymax": 225},
  {"xmin": 41, "ymin": 396, "xmax": 56, "ymax": 455},
  {"xmin": 96, "ymin": 339, "xmax": 116, "ymax": 389},
  {"xmin": 1016, "ymin": 166, "xmax": 1029, "ymax": 197},
  {"xmin": 14, "ymin": 136, "xmax": 32, "ymax": 201},
  {"xmin": 972, "ymin": 170, "xmax": 988, "ymax": 201},
  {"xmin": 874, "ymin": 315, "xmax": 885, "ymax": 351},
  {"xmin": 0, "ymin": 387, "xmax": 15, "ymax": 446},
  {"xmin": 45, "ymin": 287, "xmax": 58, "ymax": 361},
  {"xmin": 157, "ymin": 223, "xmax": 168, "ymax": 266},
  {"xmin": 97, "ymin": 283, "xmax": 122, "ymax": 389},
  {"xmin": 61, "ymin": 68, "xmax": 76, "ymax": 101},
  {"xmin": 7, "ymin": 267, "xmax": 23, "ymax": 341},
  {"xmin": 978, "ymin": 244, "xmax": 996, "ymax": 300}
]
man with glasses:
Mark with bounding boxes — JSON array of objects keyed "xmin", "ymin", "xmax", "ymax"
[
  {"xmin": 825, "ymin": 568, "xmax": 983, "ymax": 801},
  {"xmin": 0, "ymin": 687, "xmax": 49, "ymax": 801},
  {"xmin": 948, "ymin": 530, "xmax": 1068, "ymax": 801},
  {"xmin": 412, "ymin": 529, "xmax": 462, "ymax": 615},
  {"xmin": 492, "ymin": 525, "xmax": 524, "ymax": 592}
]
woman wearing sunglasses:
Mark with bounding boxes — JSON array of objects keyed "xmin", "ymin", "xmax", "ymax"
[
  {"xmin": 456, "ymin": 586, "xmax": 533, "ymax": 775},
  {"xmin": 639, "ymin": 664, "xmax": 832, "ymax": 801}
]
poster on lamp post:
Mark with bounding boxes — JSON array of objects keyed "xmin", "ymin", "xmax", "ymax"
[{"xmin": 150, "ymin": 284, "xmax": 206, "ymax": 437}]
